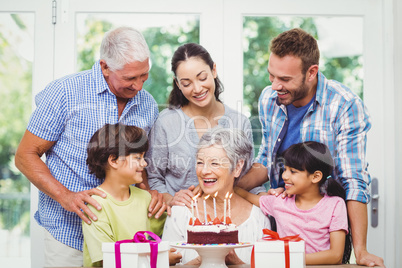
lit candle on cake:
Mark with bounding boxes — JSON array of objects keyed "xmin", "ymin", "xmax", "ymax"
[
  {"xmin": 191, "ymin": 199, "xmax": 194, "ymax": 220},
  {"xmin": 213, "ymin": 192, "xmax": 218, "ymax": 219},
  {"xmin": 228, "ymin": 193, "xmax": 233, "ymax": 219},
  {"xmin": 194, "ymin": 193, "xmax": 201, "ymax": 221},
  {"xmin": 224, "ymin": 192, "xmax": 229, "ymax": 224},
  {"xmin": 203, "ymin": 195, "xmax": 210, "ymax": 224}
]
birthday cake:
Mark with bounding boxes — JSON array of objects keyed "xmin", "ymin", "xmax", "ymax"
[{"xmin": 187, "ymin": 217, "xmax": 238, "ymax": 244}]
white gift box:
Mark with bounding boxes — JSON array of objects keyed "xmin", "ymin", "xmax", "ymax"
[
  {"xmin": 253, "ymin": 240, "xmax": 306, "ymax": 268},
  {"xmin": 102, "ymin": 241, "xmax": 169, "ymax": 268}
]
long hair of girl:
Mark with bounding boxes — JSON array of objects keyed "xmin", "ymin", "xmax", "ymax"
[{"xmin": 281, "ymin": 141, "xmax": 352, "ymax": 263}]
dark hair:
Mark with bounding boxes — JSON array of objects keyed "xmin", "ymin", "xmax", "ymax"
[
  {"xmin": 270, "ymin": 28, "xmax": 320, "ymax": 74},
  {"xmin": 281, "ymin": 141, "xmax": 352, "ymax": 263},
  {"xmin": 281, "ymin": 141, "xmax": 345, "ymax": 197},
  {"xmin": 86, "ymin": 123, "xmax": 149, "ymax": 179},
  {"xmin": 168, "ymin": 43, "xmax": 223, "ymax": 108}
]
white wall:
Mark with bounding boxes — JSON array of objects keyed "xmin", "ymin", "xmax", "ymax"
[{"xmin": 395, "ymin": 0, "xmax": 402, "ymax": 265}]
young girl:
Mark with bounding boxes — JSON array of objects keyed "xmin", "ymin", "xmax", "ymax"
[
  {"xmin": 236, "ymin": 141, "xmax": 351, "ymax": 265},
  {"xmin": 82, "ymin": 123, "xmax": 181, "ymax": 267}
]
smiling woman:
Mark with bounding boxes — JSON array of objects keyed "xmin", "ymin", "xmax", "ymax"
[
  {"xmin": 161, "ymin": 128, "xmax": 271, "ymax": 265},
  {"xmin": 146, "ymin": 43, "xmax": 267, "ymax": 210}
]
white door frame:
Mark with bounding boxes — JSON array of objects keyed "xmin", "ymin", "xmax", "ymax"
[
  {"xmin": 52, "ymin": 0, "xmax": 224, "ymax": 80},
  {"xmin": 396, "ymin": 0, "xmax": 402, "ymax": 265}
]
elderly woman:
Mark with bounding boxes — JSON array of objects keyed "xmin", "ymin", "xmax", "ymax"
[{"xmin": 162, "ymin": 128, "xmax": 271, "ymax": 265}]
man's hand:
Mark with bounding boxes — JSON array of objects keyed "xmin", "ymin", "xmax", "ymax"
[
  {"xmin": 347, "ymin": 200, "xmax": 385, "ymax": 267},
  {"xmin": 147, "ymin": 189, "xmax": 169, "ymax": 218},
  {"xmin": 355, "ymin": 249, "xmax": 385, "ymax": 267},
  {"xmin": 267, "ymin": 187, "xmax": 288, "ymax": 198},
  {"xmin": 62, "ymin": 188, "xmax": 107, "ymax": 225},
  {"xmin": 169, "ymin": 185, "xmax": 196, "ymax": 208}
]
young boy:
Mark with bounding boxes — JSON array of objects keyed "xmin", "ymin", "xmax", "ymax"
[{"xmin": 83, "ymin": 123, "xmax": 181, "ymax": 267}]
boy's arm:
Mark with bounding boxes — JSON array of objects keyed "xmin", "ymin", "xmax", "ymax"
[
  {"xmin": 149, "ymin": 211, "xmax": 167, "ymax": 237},
  {"xmin": 234, "ymin": 186, "xmax": 261, "ymax": 207},
  {"xmin": 305, "ymin": 230, "xmax": 346, "ymax": 265},
  {"xmin": 82, "ymin": 204, "xmax": 114, "ymax": 266}
]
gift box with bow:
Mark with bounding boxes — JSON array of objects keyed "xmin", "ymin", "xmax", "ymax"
[
  {"xmin": 251, "ymin": 229, "xmax": 306, "ymax": 268},
  {"xmin": 102, "ymin": 231, "xmax": 169, "ymax": 268}
]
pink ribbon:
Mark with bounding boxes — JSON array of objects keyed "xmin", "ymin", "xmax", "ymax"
[{"xmin": 114, "ymin": 231, "xmax": 161, "ymax": 268}]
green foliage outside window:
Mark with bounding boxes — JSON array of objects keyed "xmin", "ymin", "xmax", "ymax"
[{"xmin": 0, "ymin": 14, "xmax": 32, "ymax": 235}]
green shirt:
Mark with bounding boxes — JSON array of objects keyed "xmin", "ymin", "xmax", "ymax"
[{"xmin": 82, "ymin": 186, "xmax": 166, "ymax": 267}]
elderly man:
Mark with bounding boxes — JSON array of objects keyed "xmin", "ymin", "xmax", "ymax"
[{"xmin": 15, "ymin": 27, "xmax": 166, "ymax": 267}]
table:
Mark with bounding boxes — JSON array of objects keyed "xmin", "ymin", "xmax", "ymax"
[
  {"xmin": 58, "ymin": 265, "xmax": 379, "ymax": 268},
  {"xmin": 170, "ymin": 265, "xmax": 377, "ymax": 268},
  {"xmin": 59, "ymin": 264, "xmax": 379, "ymax": 268}
]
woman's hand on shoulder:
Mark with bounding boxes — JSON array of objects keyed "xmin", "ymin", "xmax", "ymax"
[
  {"xmin": 170, "ymin": 185, "xmax": 197, "ymax": 208},
  {"xmin": 147, "ymin": 189, "xmax": 169, "ymax": 218}
]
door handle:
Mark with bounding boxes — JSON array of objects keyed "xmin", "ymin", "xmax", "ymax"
[{"xmin": 371, "ymin": 178, "xmax": 379, "ymax": 227}]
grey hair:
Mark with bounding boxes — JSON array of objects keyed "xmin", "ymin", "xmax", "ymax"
[
  {"xmin": 100, "ymin": 27, "xmax": 150, "ymax": 71},
  {"xmin": 197, "ymin": 127, "xmax": 253, "ymax": 184}
]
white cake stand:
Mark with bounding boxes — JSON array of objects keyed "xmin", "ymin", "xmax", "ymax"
[{"xmin": 172, "ymin": 243, "xmax": 253, "ymax": 268}]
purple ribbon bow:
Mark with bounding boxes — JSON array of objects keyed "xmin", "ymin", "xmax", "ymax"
[{"xmin": 114, "ymin": 231, "xmax": 161, "ymax": 268}]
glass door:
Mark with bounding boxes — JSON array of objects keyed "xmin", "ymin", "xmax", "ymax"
[
  {"xmin": 53, "ymin": 0, "xmax": 224, "ymax": 91},
  {"xmin": 37, "ymin": 0, "xmax": 396, "ymax": 266},
  {"xmin": 0, "ymin": 1, "xmax": 53, "ymax": 267},
  {"xmin": 222, "ymin": 0, "xmax": 388, "ymax": 264}
]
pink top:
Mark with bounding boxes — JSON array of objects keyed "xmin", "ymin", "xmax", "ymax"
[{"xmin": 259, "ymin": 194, "xmax": 348, "ymax": 254}]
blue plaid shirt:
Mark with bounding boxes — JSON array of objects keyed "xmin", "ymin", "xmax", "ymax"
[
  {"xmin": 256, "ymin": 71, "xmax": 372, "ymax": 203},
  {"xmin": 27, "ymin": 61, "xmax": 159, "ymax": 251}
]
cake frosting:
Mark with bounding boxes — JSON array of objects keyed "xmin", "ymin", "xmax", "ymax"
[{"xmin": 187, "ymin": 217, "xmax": 238, "ymax": 244}]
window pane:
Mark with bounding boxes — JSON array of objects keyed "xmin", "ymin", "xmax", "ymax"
[
  {"xmin": 243, "ymin": 16, "xmax": 363, "ymax": 154},
  {"xmin": 0, "ymin": 12, "xmax": 34, "ymax": 267},
  {"xmin": 76, "ymin": 13, "xmax": 200, "ymax": 109}
]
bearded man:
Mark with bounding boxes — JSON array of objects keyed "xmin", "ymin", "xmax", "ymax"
[{"xmin": 237, "ymin": 28, "xmax": 384, "ymax": 267}]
